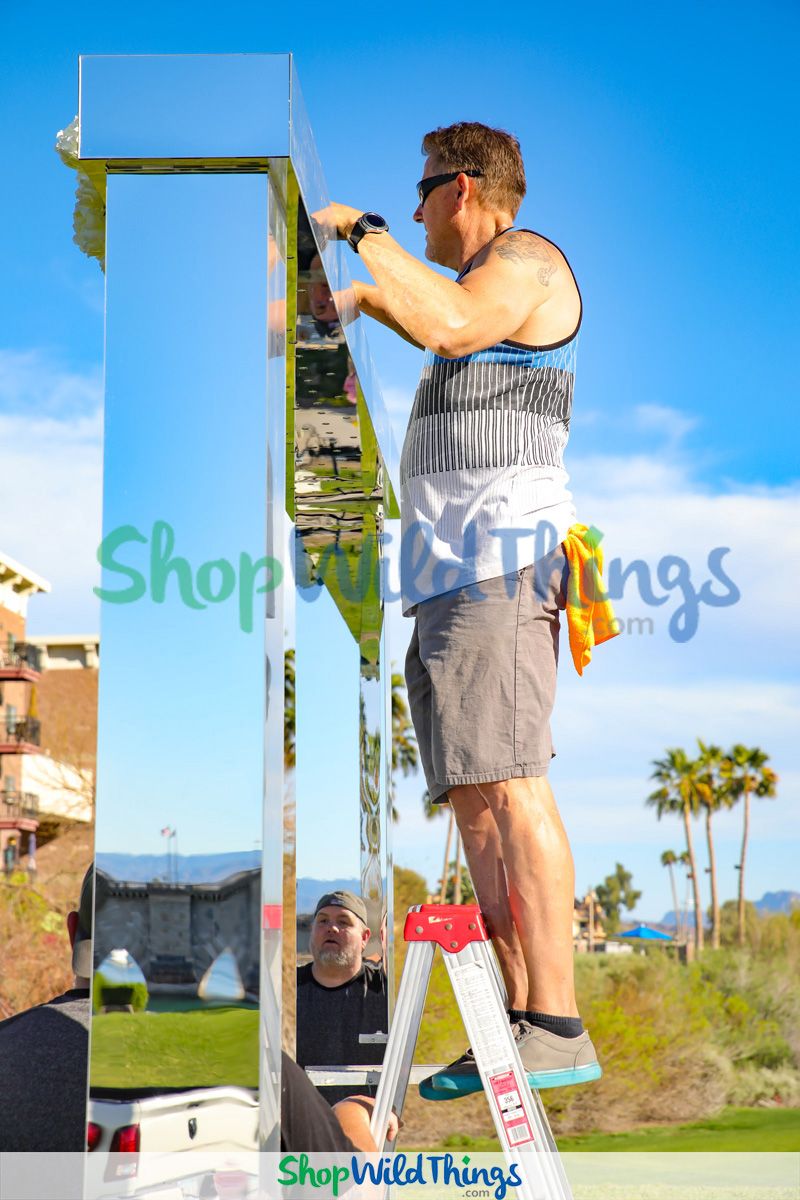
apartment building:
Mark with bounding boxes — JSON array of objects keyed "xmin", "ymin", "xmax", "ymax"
[{"xmin": 1, "ymin": 551, "xmax": 94, "ymax": 871}]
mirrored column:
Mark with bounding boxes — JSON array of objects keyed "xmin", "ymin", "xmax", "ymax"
[{"xmin": 92, "ymin": 171, "xmax": 273, "ymax": 1152}]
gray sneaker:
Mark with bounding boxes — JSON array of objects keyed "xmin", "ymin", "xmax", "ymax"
[
  {"xmin": 419, "ymin": 1020, "xmax": 601, "ymax": 1100},
  {"xmin": 514, "ymin": 1019, "xmax": 602, "ymax": 1089}
]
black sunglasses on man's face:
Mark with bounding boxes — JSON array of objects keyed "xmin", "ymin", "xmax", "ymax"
[{"xmin": 416, "ymin": 170, "xmax": 484, "ymax": 207}]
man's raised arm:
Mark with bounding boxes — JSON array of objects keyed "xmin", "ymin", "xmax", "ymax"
[{"xmin": 322, "ymin": 201, "xmax": 553, "ymax": 358}]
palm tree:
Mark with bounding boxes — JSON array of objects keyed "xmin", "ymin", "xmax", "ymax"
[
  {"xmin": 724, "ymin": 745, "xmax": 778, "ymax": 948},
  {"xmin": 391, "ymin": 671, "xmax": 418, "ymax": 778},
  {"xmin": 283, "ymin": 648, "xmax": 296, "ymax": 771},
  {"xmin": 696, "ymin": 740, "xmax": 729, "ymax": 950},
  {"xmin": 453, "ymin": 832, "xmax": 463, "ymax": 904},
  {"xmin": 647, "ymin": 748, "xmax": 706, "ymax": 952},
  {"xmin": 660, "ymin": 850, "xmax": 682, "ymax": 942},
  {"xmin": 678, "ymin": 850, "xmax": 692, "ymax": 938},
  {"xmin": 423, "ymin": 789, "xmax": 454, "ymax": 904}
]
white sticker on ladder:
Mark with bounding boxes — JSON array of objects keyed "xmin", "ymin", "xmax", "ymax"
[{"xmin": 452, "ymin": 961, "xmax": 512, "ymax": 1066}]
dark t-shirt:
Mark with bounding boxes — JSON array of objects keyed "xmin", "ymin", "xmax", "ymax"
[
  {"xmin": 296, "ymin": 961, "xmax": 388, "ymax": 1105},
  {"xmin": 281, "ymin": 1052, "xmax": 357, "ymax": 1152},
  {"xmin": 0, "ymin": 989, "xmax": 90, "ymax": 1151}
]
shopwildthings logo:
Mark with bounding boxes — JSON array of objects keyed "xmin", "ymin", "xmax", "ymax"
[
  {"xmin": 94, "ymin": 518, "xmax": 740, "ymax": 642},
  {"xmin": 277, "ymin": 1153, "xmax": 523, "ymax": 1198},
  {"xmin": 94, "ymin": 520, "xmax": 284, "ymax": 635}
]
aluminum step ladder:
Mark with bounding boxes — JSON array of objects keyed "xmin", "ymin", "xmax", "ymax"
[{"xmin": 370, "ymin": 904, "xmax": 574, "ymax": 1200}]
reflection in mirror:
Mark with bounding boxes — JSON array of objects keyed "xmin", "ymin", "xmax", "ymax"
[
  {"xmin": 294, "ymin": 204, "xmax": 380, "ymax": 507},
  {"xmin": 199, "ymin": 949, "xmax": 247, "ymax": 1003},
  {"xmin": 94, "ymin": 949, "xmax": 148, "ymax": 1013},
  {"xmin": 90, "ymin": 169, "xmax": 270, "ymax": 1134},
  {"xmin": 292, "ymin": 191, "xmax": 391, "ymax": 1095},
  {"xmin": 359, "ymin": 663, "xmax": 385, "ymax": 964},
  {"xmin": 91, "ymin": 867, "xmax": 261, "ymax": 1093}
]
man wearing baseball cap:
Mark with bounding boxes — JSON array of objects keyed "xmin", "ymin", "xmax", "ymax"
[
  {"xmin": 0, "ymin": 864, "xmax": 94, "ymax": 1150},
  {"xmin": 296, "ymin": 890, "xmax": 388, "ymax": 1106}
]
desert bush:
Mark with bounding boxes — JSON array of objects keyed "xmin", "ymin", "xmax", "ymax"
[
  {"xmin": 726, "ymin": 1062, "xmax": 800, "ymax": 1107},
  {"xmin": 0, "ymin": 875, "xmax": 73, "ymax": 1019},
  {"xmin": 540, "ymin": 930, "xmax": 800, "ymax": 1134}
]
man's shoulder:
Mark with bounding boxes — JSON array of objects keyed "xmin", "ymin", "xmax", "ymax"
[
  {"xmin": 296, "ymin": 962, "xmax": 315, "ymax": 985},
  {"xmin": 468, "ymin": 228, "xmax": 574, "ymax": 287},
  {"xmin": 0, "ymin": 990, "xmax": 90, "ymax": 1039},
  {"xmin": 362, "ymin": 959, "xmax": 387, "ymax": 993}
]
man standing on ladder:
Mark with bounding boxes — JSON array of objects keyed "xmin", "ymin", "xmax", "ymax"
[{"xmin": 328, "ymin": 121, "xmax": 614, "ymax": 1099}]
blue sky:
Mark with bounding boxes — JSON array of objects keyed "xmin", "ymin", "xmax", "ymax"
[{"xmin": 1, "ymin": 2, "xmax": 798, "ymax": 920}]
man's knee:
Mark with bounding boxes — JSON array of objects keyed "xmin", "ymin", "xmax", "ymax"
[
  {"xmin": 478, "ymin": 895, "xmax": 515, "ymax": 941},
  {"xmin": 477, "ymin": 775, "xmax": 556, "ymax": 819},
  {"xmin": 447, "ymin": 782, "xmax": 487, "ymax": 818}
]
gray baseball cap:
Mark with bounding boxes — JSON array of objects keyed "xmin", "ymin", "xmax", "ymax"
[{"xmin": 313, "ymin": 890, "xmax": 368, "ymax": 926}]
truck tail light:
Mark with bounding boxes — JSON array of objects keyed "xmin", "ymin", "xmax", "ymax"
[
  {"xmin": 104, "ymin": 1124, "xmax": 141, "ymax": 1181},
  {"xmin": 86, "ymin": 1122, "xmax": 101, "ymax": 1151},
  {"xmin": 110, "ymin": 1124, "xmax": 140, "ymax": 1153}
]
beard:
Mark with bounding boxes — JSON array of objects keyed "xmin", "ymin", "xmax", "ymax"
[{"xmin": 316, "ymin": 945, "xmax": 359, "ymax": 970}]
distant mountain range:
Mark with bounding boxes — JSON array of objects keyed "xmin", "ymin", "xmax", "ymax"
[
  {"xmin": 296, "ymin": 878, "xmax": 361, "ymax": 915},
  {"xmin": 96, "ymin": 851, "xmax": 261, "ymax": 883},
  {"xmin": 94, "ymin": 856, "xmax": 361, "ymax": 910},
  {"xmin": 659, "ymin": 890, "xmax": 799, "ymax": 927}
]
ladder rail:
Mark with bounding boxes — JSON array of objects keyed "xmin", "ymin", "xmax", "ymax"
[
  {"xmin": 370, "ymin": 905, "xmax": 574, "ymax": 1200},
  {"xmin": 483, "ymin": 938, "xmax": 561, "ymax": 1158},
  {"xmin": 370, "ymin": 940, "xmax": 435, "ymax": 1148},
  {"xmin": 444, "ymin": 941, "xmax": 573, "ymax": 1200}
]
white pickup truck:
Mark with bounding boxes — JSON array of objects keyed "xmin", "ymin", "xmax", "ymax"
[{"xmin": 86, "ymin": 1087, "xmax": 259, "ymax": 1198}]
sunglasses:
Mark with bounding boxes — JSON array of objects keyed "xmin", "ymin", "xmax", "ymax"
[{"xmin": 416, "ymin": 170, "xmax": 484, "ymax": 206}]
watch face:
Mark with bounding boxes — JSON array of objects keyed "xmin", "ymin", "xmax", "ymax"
[{"xmin": 363, "ymin": 212, "xmax": 386, "ymax": 231}]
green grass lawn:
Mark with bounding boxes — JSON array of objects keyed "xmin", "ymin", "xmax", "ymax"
[
  {"xmin": 431, "ymin": 1107, "xmax": 800, "ymax": 1152},
  {"xmin": 91, "ymin": 1006, "xmax": 258, "ymax": 1090}
]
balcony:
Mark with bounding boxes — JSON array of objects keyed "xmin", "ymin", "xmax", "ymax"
[
  {"xmin": 0, "ymin": 717, "xmax": 42, "ymax": 753},
  {"xmin": 0, "ymin": 643, "xmax": 43, "ymax": 682},
  {"xmin": 1, "ymin": 791, "xmax": 39, "ymax": 821}
]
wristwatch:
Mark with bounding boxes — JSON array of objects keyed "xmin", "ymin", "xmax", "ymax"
[{"xmin": 348, "ymin": 212, "xmax": 389, "ymax": 254}]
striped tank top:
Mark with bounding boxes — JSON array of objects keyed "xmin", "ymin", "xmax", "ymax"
[{"xmin": 399, "ymin": 229, "xmax": 580, "ymax": 615}]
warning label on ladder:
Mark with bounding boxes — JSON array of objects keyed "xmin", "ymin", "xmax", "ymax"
[{"xmin": 488, "ymin": 1070, "xmax": 535, "ymax": 1147}]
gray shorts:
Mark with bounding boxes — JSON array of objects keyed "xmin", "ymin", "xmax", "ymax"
[{"xmin": 405, "ymin": 545, "xmax": 568, "ymax": 804}]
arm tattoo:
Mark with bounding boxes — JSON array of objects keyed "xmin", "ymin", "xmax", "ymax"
[{"xmin": 494, "ymin": 232, "xmax": 558, "ymax": 287}]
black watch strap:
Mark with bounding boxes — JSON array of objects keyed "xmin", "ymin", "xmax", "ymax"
[{"xmin": 348, "ymin": 212, "xmax": 389, "ymax": 254}]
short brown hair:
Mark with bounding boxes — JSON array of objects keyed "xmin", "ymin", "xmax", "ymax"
[{"xmin": 421, "ymin": 122, "xmax": 526, "ymax": 216}]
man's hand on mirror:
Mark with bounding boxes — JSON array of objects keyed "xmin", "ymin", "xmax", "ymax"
[{"xmin": 314, "ymin": 202, "xmax": 363, "ymax": 243}]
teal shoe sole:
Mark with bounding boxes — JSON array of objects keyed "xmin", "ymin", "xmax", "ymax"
[{"xmin": 419, "ymin": 1062, "xmax": 602, "ymax": 1100}]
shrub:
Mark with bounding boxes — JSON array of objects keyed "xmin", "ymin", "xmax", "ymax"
[{"xmin": 92, "ymin": 974, "xmax": 149, "ymax": 1013}]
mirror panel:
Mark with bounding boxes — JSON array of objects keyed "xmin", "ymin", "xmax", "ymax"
[
  {"xmin": 292, "ymin": 192, "xmax": 391, "ymax": 1094},
  {"xmin": 79, "ymin": 53, "xmax": 290, "ymax": 160},
  {"xmin": 92, "ymin": 171, "xmax": 272, "ymax": 1142}
]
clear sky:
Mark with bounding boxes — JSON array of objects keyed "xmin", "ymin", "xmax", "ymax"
[{"xmin": 1, "ymin": 2, "xmax": 798, "ymax": 920}]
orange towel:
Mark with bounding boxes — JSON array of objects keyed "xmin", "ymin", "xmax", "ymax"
[{"xmin": 562, "ymin": 523, "xmax": 621, "ymax": 675}]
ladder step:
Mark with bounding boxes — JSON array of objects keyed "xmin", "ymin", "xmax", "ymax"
[{"xmin": 305, "ymin": 1064, "xmax": 446, "ymax": 1087}]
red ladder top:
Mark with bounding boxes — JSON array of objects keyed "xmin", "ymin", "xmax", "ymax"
[{"xmin": 403, "ymin": 904, "xmax": 489, "ymax": 953}]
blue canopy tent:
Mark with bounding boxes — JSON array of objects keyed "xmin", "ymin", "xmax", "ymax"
[{"xmin": 619, "ymin": 924, "xmax": 673, "ymax": 941}]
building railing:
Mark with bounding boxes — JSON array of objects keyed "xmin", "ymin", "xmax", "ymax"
[
  {"xmin": 2, "ymin": 717, "xmax": 41, "ymax": 746},
  {"xmin": 1, "ymin": 791, "xmax": 39, "ymax": 819},
  {"xmin": 0, "ymin": 643, "xmax": 43, "ymax": 673}
]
